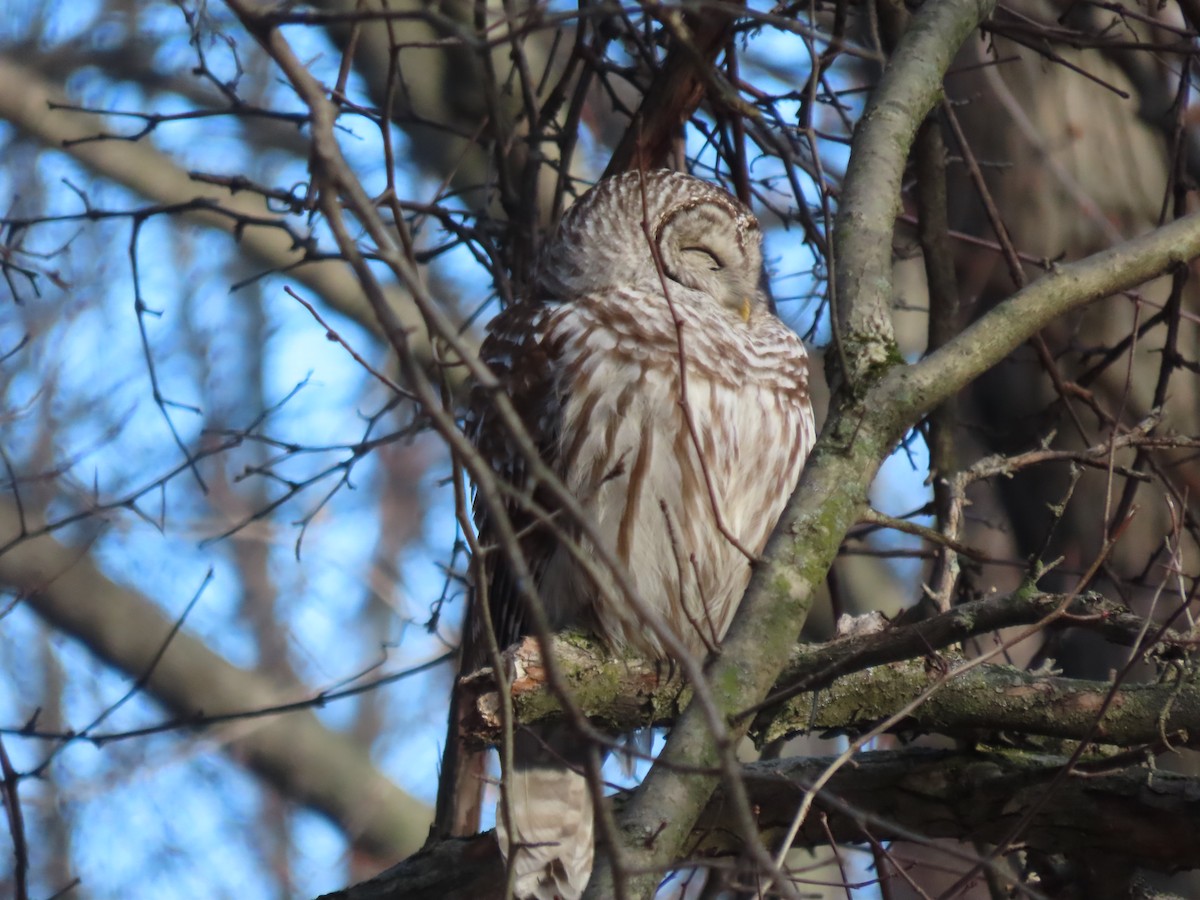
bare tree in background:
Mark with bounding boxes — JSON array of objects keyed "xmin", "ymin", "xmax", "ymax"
[{"xmin": 2, "ymin": 1, "xmax": 1200, "ymax": 899}]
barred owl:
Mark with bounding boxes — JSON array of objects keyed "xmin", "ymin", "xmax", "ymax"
[{"xmin": 441, "ymin": 170, "xmax": 815, "ymax": 899}]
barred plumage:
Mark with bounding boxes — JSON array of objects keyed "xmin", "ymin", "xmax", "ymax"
[{"xmin": 449, "ymin": 170, "xmax": 815, "ymax": 899}]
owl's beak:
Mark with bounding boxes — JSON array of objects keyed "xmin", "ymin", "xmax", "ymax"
[{"xmin": 740, "ymin": 298, "xmax": 752, "ymax": 323}]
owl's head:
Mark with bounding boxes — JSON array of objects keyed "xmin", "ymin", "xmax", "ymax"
[{"xmin": 538, "ymin": 170, "xmax": 767, "ymax": 320}]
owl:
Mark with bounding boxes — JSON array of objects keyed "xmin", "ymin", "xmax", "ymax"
[{"xmin": 440, "ymin": 170, "xmax": 815, "ymax": 899}]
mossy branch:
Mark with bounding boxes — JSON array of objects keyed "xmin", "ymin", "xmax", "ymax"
[{"xmin": 459, "ymin": 590, "xmax": 1199, "ymax": 751}]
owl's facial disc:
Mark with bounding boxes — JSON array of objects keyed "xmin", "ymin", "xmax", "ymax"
[{"xmin": 656, "ymin": 201, "xmax": 763, "ymax": 318}]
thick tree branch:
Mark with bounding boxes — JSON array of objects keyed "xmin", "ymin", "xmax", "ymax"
[
  {"xmin": 463, "ymin": 615, "xmax": 1200, "ymax": 752},
  {"xmin": 760, "ymin": 657, "xmax": 1200, "ymax": 748},
  {"xmin": 890, "ymin": 210, "xmax": 1200, "ymax": 420},
  {"xmin": 722, "ymin": 747, "xmax": 1200, "ymax": 870},
  {"xmin": 834, "ymin": 0, "xmax": 996, "ymax": 382},
  {"xmin": 602, "ymin": 1, "xmax": 744, "ymax": 178},
  {"xmin": 0, "ymin": 499, "xmax": 429, "ymax": 858},
  {"xmin": 324, "ymin": 747, "xmax": 1200, "ymax": 898}
]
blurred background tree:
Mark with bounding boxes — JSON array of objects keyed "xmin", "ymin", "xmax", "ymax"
[{"xmin": 0, "ymin": 0, "xmax": 1198, "ymax": 898}]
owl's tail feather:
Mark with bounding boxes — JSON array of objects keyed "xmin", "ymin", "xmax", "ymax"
[{"xmin": 497, "ymin": 728, "xmax": 595, "ymax": 900}]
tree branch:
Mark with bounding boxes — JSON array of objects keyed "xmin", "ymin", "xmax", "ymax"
[
  {"xmin": 0, "ymin": 54, "xmax": 473, "ymax": 379},
  {"xmin": 462, "ymin": 608, "xmax": 1200, "ymax": 752},
  {"xmin": 890, "ymin": 209, "xmax": 1200, "ymax": 421},
  {"xmin": 834, "ymin": 0, "xmax": 996, "ymax": 383},
  {"xmin": 0, "ymin": 499, "xmax": 429, "ymax": 858},
  {"xmin": 322, "ymin": 747, "xmax": 1200, "ymax": 898},
  {"xmin": 602, "ymin": 1, "xmax": 744, "ymax": 178}
]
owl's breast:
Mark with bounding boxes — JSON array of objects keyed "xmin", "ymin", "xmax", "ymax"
[{"xmin": 538, "ymin": 299, "xmax": 812, "ymax": 657}]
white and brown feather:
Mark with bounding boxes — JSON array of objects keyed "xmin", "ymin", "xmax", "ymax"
[
  {"xmin": 471, "ymin": 170, "xmax": 813, "ymax": 659},
  {"xmin": 464, "ymin": 170, "xmax": 815, "ymax": 900}
]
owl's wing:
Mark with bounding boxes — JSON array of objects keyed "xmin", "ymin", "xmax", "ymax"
[
  {"xmin": 433, "ymin": 300, "xmax": 566, "ymax": 839},
  {"xmin": 465, "ymin": 300, "xmax": 565, "ymax": 661}
]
